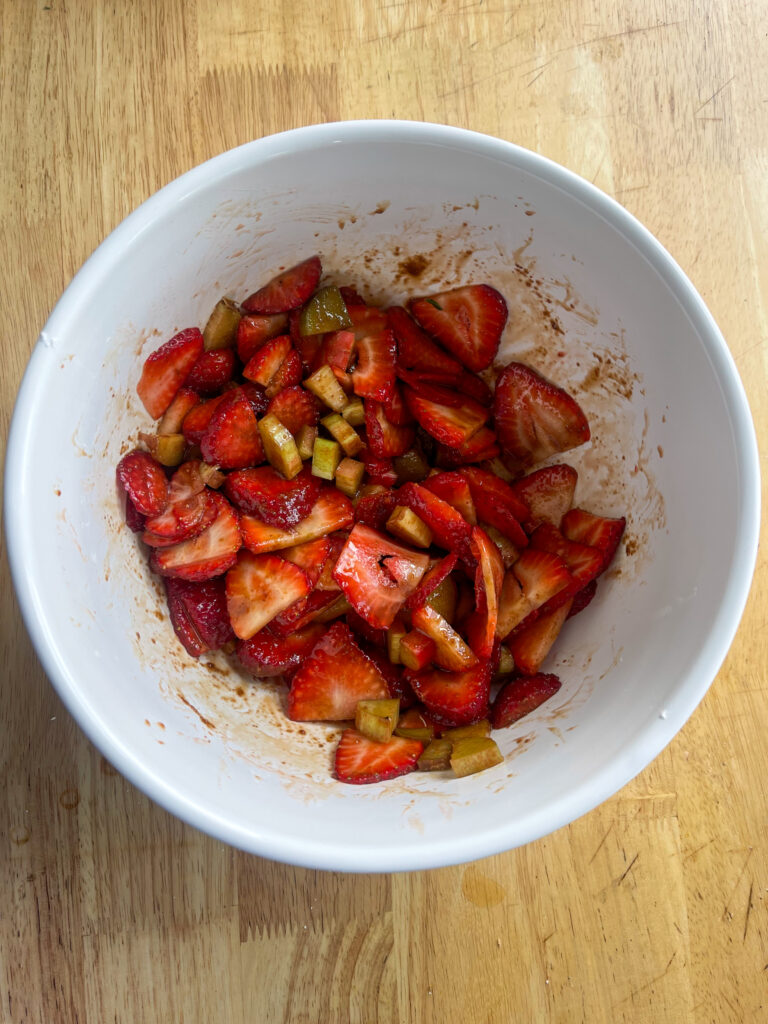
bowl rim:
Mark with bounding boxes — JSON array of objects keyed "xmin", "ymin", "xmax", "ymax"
[{"xmin": 4, "ymin": 119, "xmax": 761, "ymax": 871}]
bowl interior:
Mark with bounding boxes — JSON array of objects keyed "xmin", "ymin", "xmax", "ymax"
[{"xmin": 7, "ymin": 123, "xmax": 757, "ymax": 870}]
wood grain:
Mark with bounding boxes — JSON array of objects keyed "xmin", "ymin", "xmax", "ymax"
[{"xmin": 2, "ymin": 0, "xmax": 766, "ymax": 1021}]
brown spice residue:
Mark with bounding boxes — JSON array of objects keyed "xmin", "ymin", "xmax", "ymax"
[
  {"xmin": 624, "ymin": 535, "xmax": 639, "ymax": 556},
  {"xmin": 369, "ymin": 201, "xmax": 390, "ymax": 215},
  {"xmin": 179, "ymin": 694, "xmax": 216, "ymax": 731},
  {"xmin": 397, "ymin": 253, "xmax": 430, "ymax": 279}
]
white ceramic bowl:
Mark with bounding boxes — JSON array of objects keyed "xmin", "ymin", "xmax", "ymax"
[{"xmin": 5, "ymin": 121, "xmax": 759, "ymax": 871}]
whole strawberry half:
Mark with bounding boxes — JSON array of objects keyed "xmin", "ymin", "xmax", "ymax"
[
  {"xmin": 334, "ymin": 728, "xmax": 423, "ymax": 784},
  {"xmin": 491, "ymin": 672, "xmax": 562, "ymax": 729},
  {"xmin": 265, "ymin": 385, "xmax": 319, "ymax": 435},
  {"xmin": 494, "ymin": 362, "xmax": 590, "ymax": 470},
  {"xmin": 410, "ymin": 284, "xmax": 508, "ymax": 372},
  {"xmin": 165, "ymin": 577, "xmax": 234, "ymax": 657},
  {"xmin": 287, "ymin": 621, "xmax": 390, "ymax": 721},
  {"xmin": 224, "ymin": 465, "xmax": 321, "ymax": 528},
  {"xmin": 242, "ymin": 256, "xmax": 322, "ymax": 314},
  {"xmin": 184, "ymin": 349, "xmax": 237, "ymax": 394},
  {"xmin": 116, "ymin": 450, "xmax": 169, "ymax": 517}
]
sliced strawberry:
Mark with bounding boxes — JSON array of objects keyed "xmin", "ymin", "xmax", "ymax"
[
  {"xmin": 237, "ymin": 313, "xmax": 289, "ymax": 363},
  {"xmin": 158, "ymin": 386, "xmax": 200, "ymax": 435},
  {"xmin": 410, "ymin": 285, "xmax": 508, "ymax": 372},
  {"xmin": 395, "ymin": 370, "xmax": 467, "ymax": 407},
  {"xmin": 164, "ymin": 577, "xmax": 234, "ymax": 658},
  {"xmin": 382, "ymin": 381, "xmax": 415, "ymax": 426},
  {"xmin": 200, "ymin": 388, "xmax": 265, "ymax": 470},
  {"xmin": 184, "ymin": 349, "xmax": 237, "ymax": 394},
  {"xmin": 242, "ymin": 334, "xmax": 293, "ymax": 387},
  {"xmin": 347, "ymin": 304, "xmax": 389, "ymax": 342},
  {"xmin": 144, "ymin": 490, "xmax": 216, "ymax": 545},
  {"xmin": 281, "ymin": 536, "xmax": 331, "ymax": 589},
  {"xmin": 361, "ymin": 454, "xmax": 398, "ymax": 487},
  {"xmin": 116, "ymin": 450, "xmax": 169, "ymax": 517},
  {"xmin": 410, "ymin": 605, "xmax": 478, "ymax": 672},
  {"xmin": 124, "ymin": 494, "xmax": 146, "ymax": 533},
  {"xmin": 403, "ymin": 386, "xmax": 488, "ymax": 447},
  {"xmin": 240, "ymin": 381, "xmax": 271, "ymax": 417},
  {"xmin": 354, "ymin": 487, "xmax": 398, "ymax": 529},
  {"xmin": 400, "ymin": 631, "xmax": 436, "ymax": 671},
  {"xmin": 404, "ymin": 552, "xmax": 459, "ymax": 611},
  {"xmin": 225, "ymin": 550, "xmax": 310, "ymax": 639},
  {"xmin": 561, "ymin": 508, "xmax": 626, "ymax": 571},
  {"xmin": 511, "ymin": 464, "xmax": 578, "ymax": 531},
  {"xmin": 287, "ymin": 621, "xmax": 390, "ymax": 720},
  {"xmin": 332, "ymin": 524, "xmax": 430, "ymax": 629},
  {"xmin": 340, "ymin": 285, "xmax": 366, "ymax": 307},
  {"xmin": 496, "ymin": 548, "xmax": 573, "ymax": 638},
  {"xmin": 490, "ymin": 672, "xmax": 562, "ymax": 728},
  {"xmin": 323, "ymin": 329, "xmax": 356, "ymax": 373},
  {"xmin": 493, "ymin": 362, "xmax": 590, "ymax": 470},
  {"xmin": 568, "ymin": 578, "xmax": 598, "ymax": 618},
  {"xmin": 136, "ymin": 327, "xmax": 204, "ymax": 419},
  {"xmin": 457, "ymin": 371, "xmax": 493, "ymax": 407},
  {"xmin": 422, "ymin": 472, "xmax": 477, "ymax": 524},
  {"xmin": 352, "ymin": 329, "xmax": 396, "ymax": 402},
  {"xmin": 346, "ymin": 610, "xmax": 388, "ymax": 649},
  {"xmin": 364, "ymin": 399, "xmax": 415, "ymax": 458},
  {"xmin": 266, "ymin": 385, "xmax": 319, "ymax": 435},
  {"xmin": 460, "ymin": 466, "xmax": 528, "ymax": 548},
  {"xmin": 398, "ymin": 482, "xmax": 474, "ymax": 561},
  {"xmin": 315, "ymin": 532, "xmax": 346, "ymax": 590},
  {"xmin": 266, "ymin": 347, "xmax": 303, "ymax": 398},
  {"xmin": 237, "ymin": 622, "xmax": 325, "ymax": 678},
  {"xmin": 530, "ymin": 523, "xmax": 604, "ymax": 585},
  {"xmin": 406, "ymin": 661, "xmax": 491, "ymax": 727},
  {"xmin": 435, "ymin": 427, "xmax": 500, "ymax": 468},
  {"xmin": 508, "ymin": 599, "xmax": 572, "ymax": 675},
  {"xmin": 334, "ymin": 728, "xmax": 423, "ymax": 784},
  {"xmin": 224, "ymin": 466, "xmax": 321, "ymax": 528},
  {"xmin": 181, "ymin": 392, "xmax": 229, "ymax": 445},
  {"xmin": 270, "ymin": 589, "xmax": 345, "ymax": 636},
  {"xmin": 387, "ymin": 305, "xmax": 463, "ymax": 379},
  {"xmin": 469, "ymin": 527, "xmax": 505, "ymax": 659},
  {"xmin": 242, "ymin": 256, "xmax": 322, "ymax": 314},
  {"xmin": 240, "ymin": 489, "xmax": 353, "ymax": 554},
  {"xmin": 150, "ymin": 492, "xmax": 241, "ymax": 580},
  {"xmin": 293, "ymin": 331, "xmax": 324, "ymax": 374}
]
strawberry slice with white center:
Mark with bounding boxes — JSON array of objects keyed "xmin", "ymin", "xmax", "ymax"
[
  {"xmin": 406, "ymin": 661, "xmax": 492, "ymax": 727},
  {"xmin": 150, "ymin": 492, "xmax": 241, "ymax": 581},
  {"xmin": 287, "ymin": 622, "xmax": 390, "ymax": 721},
  {"xmin": 511, "ymin": 464, "xmax": 578, "ymax": 532},
  {"xmin": 493, "ymin": 362, "xmax": 590, "ymax": 470},
  {"xmin": 561, "ymin": 508, "xmax": 626, "ymax": 571},
  {"xmin": 242, "ymin": 335, "xmax": 293, "ymax": 387},
  {"xmin": 224, "ymin": 465, "xmax": 321, "ymax": 528},
  {"xmin": 225, "ymin": 549, "xmax": 311, "ymax": 639},
  {"xmin": 136, "ymin": 327, "xmax": 204, "ymax": 419},
  {"xmin": 491, "ymin": 672, "xmax": 562, "ymax": 728},
  {"xmin": 496, "ymin": 548, "xmax": 573, "ymax": 638},
  {"xmin": 334, "ymin": 728, "xmax": 423, "ymax": 784},
  {"xmin": 422, "ymin": 471, "xmax": 477, "ymax": 524},
  {"xmin": 508, "ymin": 599, "xmax": 573, "ymax": 675},
  {"xmin": 240, "ymin": 489, "xmax": 353, "ymax": 554},
  {"xmin": 242, "ymin": 256, "xmax": 322, "ymax": 314},
  {"xmin": 237, "ymin": 623, "xmax": 326, "ymax": 678},
  {"xmin": 332, "ymin": 524, "xmax": 430, "ymax": 629},
  {"xmin": 403, "ymin": 385, "xmax": 488, "ymax": 448},
  {"xmin": 410, "ymin": 285, "xmax": 508, "ymax": 372},
  {"xmin": 200, "ymin": 388, "xmax": 265, "ymax": 470},
  {"xmin": 143, "ymin": 460, "xmax": 214, "ymax": 544},
  {"xmin": 469, "ymin": 526, "xmax": 505, "ymax": 659},
  {"xmin": 529, "ymin": 523, "xmax": 604, "ymax": 586},
  {"xmin": 281, "ymin": 536, "xmax": 331, "ymax": 589},
  {"xmin": 388, "ymin": 305, "xmax": 464, "ymax": 380},
  {"xmin": 352, "ymin": 329, "xmax": 396, "ymax": 403},
  {"xmin": 364, "ymin": 399, "xmax": 416, "ymax": 458},
  {"xmin": 116, "ymin": 449, "xmax": 169, "ymax": 517}
]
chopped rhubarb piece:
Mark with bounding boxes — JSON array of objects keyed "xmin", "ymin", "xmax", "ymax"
[
  {"xmin": 335, "ymin": 457, "xmax": 365, "ymax": 497},
  {"xmin": 410, "ymin": 284, "xmax": 508, "ymax": 372},
  {"xmin": 296, "ymin": 425, "xmax": 318, "ymax": 461},
  {"xmin": 225, "ymin": 550, "xmax": 310, "ymax": 639},
  {"xmin": 355, "ymin": 698, "xmax": 400, "ymax": 743},
  {"xmin": 494, "ymin": 362, "xmax": 590, "ymax": 470},
  {"xmin": 395, "ymin": 707, "xmax": 437, "ymax": 742},
  {"xmin": 242, "ymin": 256, "xmax": 322, "ymax": 314},
  {"xmin": 417, "ymin": 738, "xmax": 452, "ymax": 771},
  {"xmin": 400, "ymin": 631, "xmax": 436, "ymax": 671},
  {"xmin": 299, "ymin": 285, "xmax": 352, "ymax": 335},
  {"xmin": 288, "ymin": 622, "xmax": 390, "ymax": 721},
  {"xmin": 387, "ymin": 615, "xmax": 408, "ymax": 665},
  {"xmin": 386, "ymin": 505, "xmax": 433, "ymax": 548},
  {"xmin": 407, "ymin": 661, "xmax": 491, "ymax": 727},
  {"xmin": 224, "ymin": 465, "xmax": 321, "ymax": 528},
  {"xmin": 237, "ymin": 622, "xmax": 325, "ymax": 678},
  {"xmin": 240, "ymin": 489, "xmax": 353, "ymax": 554},
  {"xmin": 450, "ymin": 737, "xmax": 504, "ymax": 777},
  {"xmin": 311, "ymin": 437, "xmax": 342, "ymax": 480},
  {"xmin": 304, "ymin": 363, "xmax": 348, "ymax": 412},
  {"xmin": 202, "ymin": 297, "xmax": 241, "ymax": 351},
  {"xmin": 335, "ymin": 727, "xmax": 423, "ymax": 784},
  {"xmin": 116, "ymin": 450, "xmax": 169, "ymax": 517},
  {"xmin": 137, "ymin": 327, "xmax": 203, "ymax": 419},
  {"xmin": 257, "ymin": 413, "xmax": 302, "ymax": 479},
  {"xmin": 150, "ymin": 492, "xmax": 241, "ymax": 581},
  {"xmin": 321, "ymin": 413, "xmax": 363, "ymax": 456},
  {"xmin": 511, "ymin": 464, "xmax": 578, "ymax": 531},
  {"xmin": 491, "ymin": 672, "xmax": 562, "ymax": 728},
  {"xmin": 443, "ymin": 720, "xmax": 491, "ymax": 741},
  {"xmin": 332, "ymin": 523, "xmax": 430, "ymax": 629},
  {"xmin": 341, "ymin": 396, "xmax": 365, "ymax": 427}
]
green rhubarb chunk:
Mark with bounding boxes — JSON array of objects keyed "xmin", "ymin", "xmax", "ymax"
[
  {"xmin": 311, "ymin": 437, "xmax": 342, "ymax": 480},
  {"xmin": 355, "ymin": 698, "xmax": 400, "ymax": 743},
  {"xmin": 442, "ymin": 720, "xmax": 491, "ymax": 741},
  {"xmin": 450, "ymin": 737, "xmax": 504, "ymax": 778},
  {"xmin": 299, "ymin": 286, "xmax": 352, "ymax": 335},
  {"xmin": 417, "ymin": 739, "xmax": 453, "ymax": 771}
]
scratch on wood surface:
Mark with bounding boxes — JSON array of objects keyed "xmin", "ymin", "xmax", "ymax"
[
  {"xmin": 615, "ymin": 852, "xmax": 639, "ymax": 886},
  {"xmin": 695, "ymin": 75, "xmax": 735, "ymax": 114},
  {"xmin": 723, "ymin": 848, "xmax": 754, "ymax": 921},
  {"xmin": 613, "ymin": 950, "xmax": 678, "ymax": 1006},
  {"xmin": 589, "ymin": 822, "xmax": 615, "ymax": 863},
  {"xmin": 683, "ymin": 838, "xmax": 714, "ymax": 861},
  {"xmin": 743, "ymin": 881, "xmax": 754, "ymax": 941}
]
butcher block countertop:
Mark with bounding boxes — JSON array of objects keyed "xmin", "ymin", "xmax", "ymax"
[{"xmin": 2, "ymin": 1, "xmax": 766, "ymax": 1021}]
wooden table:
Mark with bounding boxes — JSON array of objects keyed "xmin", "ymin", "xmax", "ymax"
[{"xmin": 2, "ymin": 1, "xmax": 766, "ymax": 1020}]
